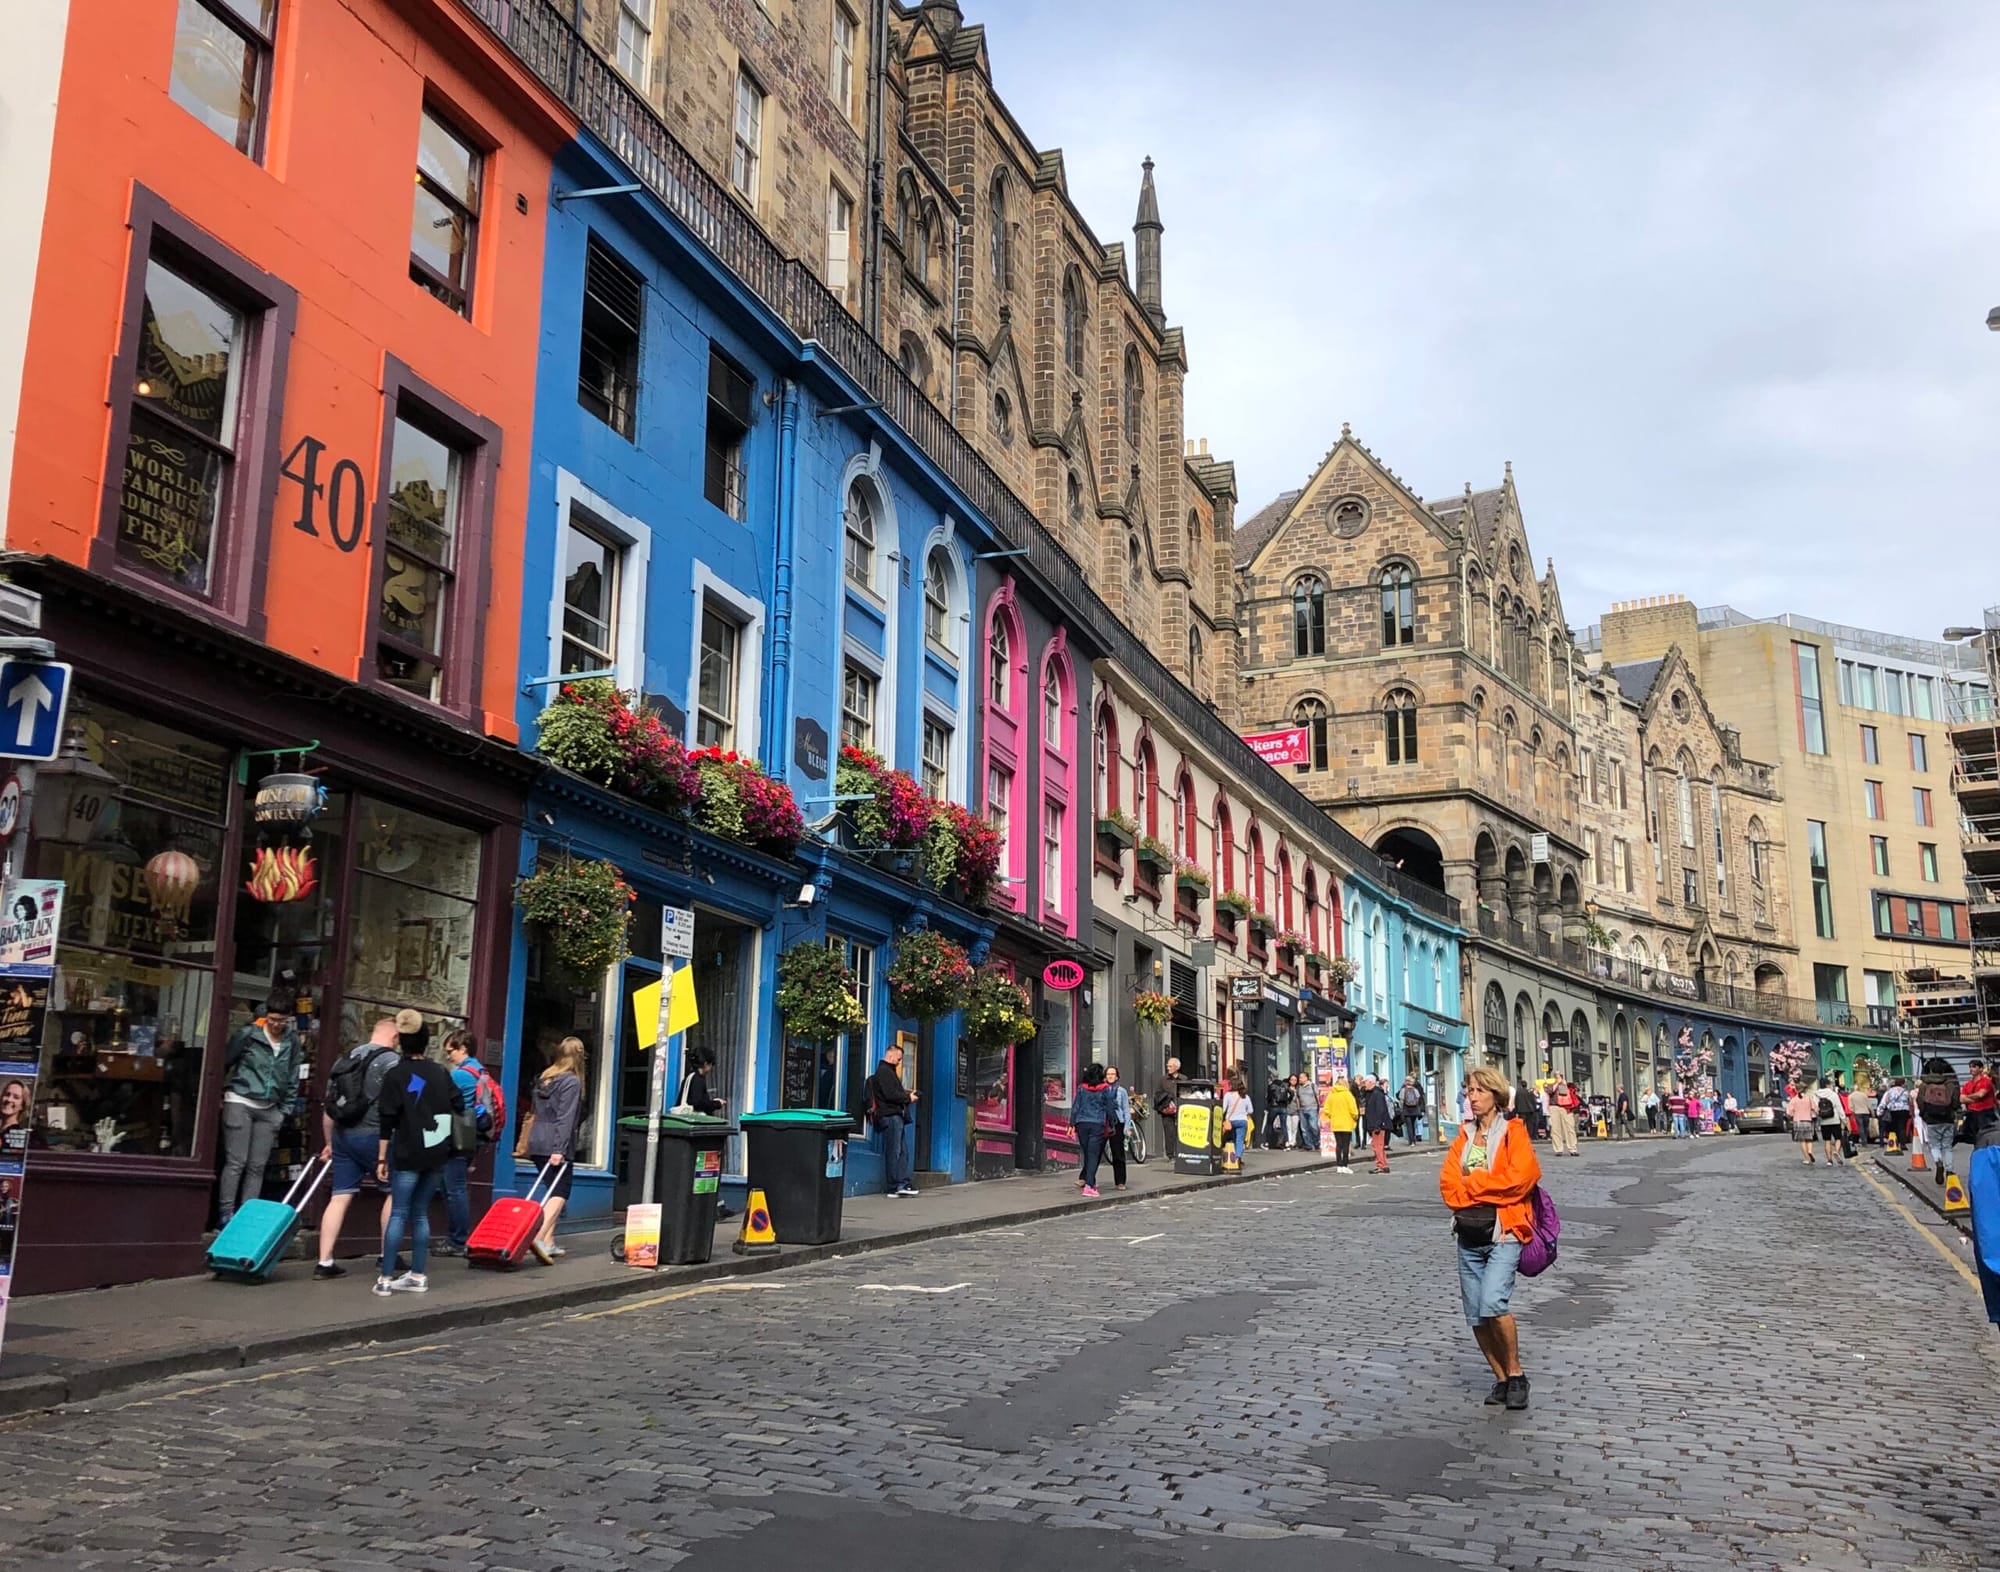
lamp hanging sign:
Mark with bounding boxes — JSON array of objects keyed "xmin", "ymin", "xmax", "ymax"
[{"xmin": 1242, "ymin": 727, "xmax": 1310, "ymax": 768}]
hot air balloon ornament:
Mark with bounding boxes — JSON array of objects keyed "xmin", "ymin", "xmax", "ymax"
[
  {"xmin": 244, "ymin": 844, "xmax": 318, "ymax": 904},
  {"xmin": 143, "ymin": 848, "xmax": 202, "ymax": 938}
]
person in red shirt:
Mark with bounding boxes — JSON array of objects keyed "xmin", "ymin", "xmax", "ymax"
[{"xmin": 1965, "ymin": 1059, "xmax": 1996, "ymax": 1144}]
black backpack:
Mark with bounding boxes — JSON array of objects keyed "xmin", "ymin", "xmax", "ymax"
[
  {"xmin": 1815, "ymin": 1093, "xmax": 1837, "ymax": 1123},
  {"xmin": 1918, "ymin": 1078, "xmax": 1960, "ymax": 1119},
  {"xmin": 326, "ymin": 1045, "xmax": 393, "ymax": 1127}
]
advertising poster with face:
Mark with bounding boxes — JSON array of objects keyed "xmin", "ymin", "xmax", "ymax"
[{"xmin": 0, "ymin": 1059, "xmax": 32, "ymax": 1357}]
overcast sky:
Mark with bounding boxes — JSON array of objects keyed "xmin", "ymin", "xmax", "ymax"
[{"xmin": 982, "ymin": 0, "xmax": 2000, "ymax": 642}]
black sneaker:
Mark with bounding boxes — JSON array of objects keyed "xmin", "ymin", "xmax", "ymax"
[
  {"xmin": 312, "ymin": 1261, "xmax": 346, "ymax": 1280},
  {"xmin": 1484, "ymin": 1379, "xmax": 1508, "ymax": 1406},
  {"xmin": 431, "ymin": 1243, "xmax": 467, "ymax": 1258},
  {"xmin": 1504, "ymin": 1375, "xmax": 1530, "ymax": 1411}
]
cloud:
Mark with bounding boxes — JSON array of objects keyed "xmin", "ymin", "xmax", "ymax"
[{"xmin": 977, "ymin": 0, "xmax": 2000, "ymax": 636}]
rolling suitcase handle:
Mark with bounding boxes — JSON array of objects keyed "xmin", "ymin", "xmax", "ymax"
[
  {"xmin": 520, "ymin": 1155, "xmax": 563, "ymax": 1205},
  {"xmin": 279, "ymin": 1153, "xmax": 334, "ymax": 1212}
]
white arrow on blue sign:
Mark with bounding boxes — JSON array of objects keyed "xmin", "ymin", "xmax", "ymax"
[{"xmin": 0, "ymin": 659, "xmax": 71, "ymax": 762}]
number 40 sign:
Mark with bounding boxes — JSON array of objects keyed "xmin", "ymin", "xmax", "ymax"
[{"xmin": 282, "ymin": 436, "xmax": 366, "ymax": 552}]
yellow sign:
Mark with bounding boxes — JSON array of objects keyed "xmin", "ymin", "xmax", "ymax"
[
  {"xmin": 667, "ymin": 964, "xmax": 700, "ymax": 1036},
  {"xmin": 1945, "ymin": 1171, "xmax": 1970, "ymax": 1213},
  {"xmin": 1177, "ymin": 1103, "xmax": 1212, "ymax": 1151},
  {"xmin": 634, "ymin": 979, "xmax": 664, "ymax": 1049}
]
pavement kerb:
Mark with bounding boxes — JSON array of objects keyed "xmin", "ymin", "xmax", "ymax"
[
  {"xmin": 1871, "ymin": 1149, "xmax": 1973, "ymax": 1237},
  {"xmin": 0, "ymin": 1153, "xmax": 1342, "ymax": 1421}
]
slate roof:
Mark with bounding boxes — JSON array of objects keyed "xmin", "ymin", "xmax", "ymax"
[
  {"xmin": 1232, "ymin": 488, "xmax": 1302, "ymax": 567},
  {"xmin": 1425, "ymin": 484, "xmax": 1505, "ymax": 548},
  {"xmin": 1608, "ymin": 659, "xmax": 1665, "ymax": 707}
]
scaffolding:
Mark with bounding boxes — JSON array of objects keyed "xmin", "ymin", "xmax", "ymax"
[{"xmin": 1943, "ymin": 604, "xmax": 2000, "ymax": 1061}]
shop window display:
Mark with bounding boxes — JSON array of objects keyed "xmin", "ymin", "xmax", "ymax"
[
  {"xmin": 26, "ymin": 698, "xmax": 231, "ymax": 1157},
  {"xmin": 1040, "ymin": 989, "xmax": 1072, "ymax": 1145},
  {"xmin": 335, "ymin": 798, "xmax": 480, "ymax": 1050}
]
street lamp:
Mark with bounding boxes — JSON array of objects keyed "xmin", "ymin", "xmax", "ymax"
[
  {"xmin": 1987, "ymin": 307, "xmax": 2000, "ymax": 332},
  {"xmin": 1943, "ymin": 627, "xmax": 1984, "ymax": 641}
]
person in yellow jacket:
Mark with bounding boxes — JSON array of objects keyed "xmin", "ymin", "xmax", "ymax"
[{"xmin": 1320, "ymin": 1077, "xmax": 1360, "ymax": 1173}]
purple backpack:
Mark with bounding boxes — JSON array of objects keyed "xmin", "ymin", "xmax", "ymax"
[{"xmin": 1518, "ymin": 1185, "xmax": 1561, "ymax": 1277}]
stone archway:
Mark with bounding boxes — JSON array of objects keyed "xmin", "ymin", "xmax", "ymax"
[{"xmin": 1376, "ymin": 826, "xmax": 1446, "ymax": 893}]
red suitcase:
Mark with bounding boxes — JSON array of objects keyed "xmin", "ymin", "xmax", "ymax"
[{"xmin": 467, "ymin": 1157, "xmax": 561, "ymax": 1269}]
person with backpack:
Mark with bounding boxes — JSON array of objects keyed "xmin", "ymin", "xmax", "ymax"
[
  {"xmin": 215, "ymin": 988, "xmax": 304, "ymax": 1229},
  {"xmin": 1545, "ymin": 1078, "xmax": 1580, "ymax": 1157},
  {"xmin": 1360, "ymin": 1074, "xmax": 1395, "ymax": 1173},
  {"xmin": 1263, "ymin": 1075, "xmax": 1293, "ymax": 1151},
  {"xmin": 866, "ymin": 1043, "xmax": 918, "ymax": 1198},
  {"xmin": 438, "ymin": 1028, "xmax": 505, "ymax": 1258},
  {"xmin": 1917, "ymin": 1058, "xmax": 1964, "ymax": 1186},
  {"xmin": 1399, "ymin": 1074, "xmax": 1427, "ymax": 1146},
  {"xmin": 515, "ymin": 1035, "xmax": 587, "ymax": 1259},
  {"xmin": 314, "ymin": 1015, "xmax": 400, "ymax": 1278},
  {"xmin": 1439, "ymin": 1064, "xmax": 1543, "ymax": 1412},
  {"xmin": 1070, "ymin": 1063, "xmax": 1117, "ymax": 1197},
  {"xmin": 372, "ymin": 1012, "xmax": 463, "ymax": 1296},
  {"xmin": 1879, "ymin": 1077, "xmax": 1913, "ymax": 1150},
  {"xmin": 1810, "ymin": 1076, "xmax": 1845, "ymax": 1167}
]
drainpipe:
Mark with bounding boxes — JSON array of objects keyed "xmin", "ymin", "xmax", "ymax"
[
  {"xmin": 764, "ymin": 379, "xmax": 803, "ymax": 767},
  {"xmin": 862, "ymin": 0, "xmax": 888, "ymax": 338}
]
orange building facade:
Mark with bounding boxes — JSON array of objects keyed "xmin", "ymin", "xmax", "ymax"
[{"xmin": 0, "ymin": 0, "xmax": 570, "ymax": 1291}]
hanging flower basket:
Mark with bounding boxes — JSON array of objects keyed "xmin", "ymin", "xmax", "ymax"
[
  {"xmin": 964, "ymin": 965, "xmax": 1037, "ymax": 1047},
  {"xmin": 885, "ymin": 928, "xmax": 974, "ymax": 1022},
  {"xmin": 1132, "ymin": 989, "xmax": 1176, "ymax": 1027},
  {"xmin": 518, "ymin": 856, "xmax": 635, "ymax": 979},
  {"xmin": 775, "ymin": 940, "xmax": 867, "ymax": 1043}
]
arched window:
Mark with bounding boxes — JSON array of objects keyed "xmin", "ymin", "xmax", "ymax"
[
  {"xmin": 988, "ymin": 169, "xmax": 1009, "ymax": 288},
  {"xmin": 1127, "ymin": 533, "xmax": 1142, "ymax": 587},
  {"xmin": 919, "ymin": 202, "xmax": 939, "ymax": 287},
  {"xmin": 1215, "ymin": 798, "xmax": 1236, "ymax": 896},
  {"xmin": 923, "ymin": 545, "xmax": 953, "ymax": 653},
  {"xmin": 1187, "ymin": 509, "xmax": 1201, "ymax": 549},
  {"xmin": 1370, "ymin": 912, "xmax": 1388, "ymax": 1017},
  {"xmin": 1380, "ymin": 565, "xmax": 1414, "ymax": 646},
  {"xmin": 896, "ymin": 173, "xmax": 917, "ymax": 255},
  {"xmin": 843, "ymin": 480, "xmax": 877, "ymax": 590},
  {"xmin": 1062, "ymin": 268, "xmax": 1085, "ymax": 374},
  {"xmin": 1123, "ymin": 344, "xmax": 1143, "ymax": 446},
  {"xmin": 991, "ymin": 390, "xmax": 1012, "ymax": 446},
  {"xmin": 1303, "ymin": 866, "xmax": 1321, "ymax": 952},
  {"xmin": 1293, "ymin": 697, "xmax": 1328, "ymax": 774},
  {"xmin": 987, "ymin": 615, "xmax": 1010, "ymax": 708},
  {"xmin": 1277, "ymin": 847, "xmax": 1294, "ymax": 933},
  {"xmin": 898, "ymin": 332, "xmax": 930, "ymax": 393},
  {"xmin": 1292, "ymin": 575, "xmax": 1326, "ymax": 657},
  {"xmin": 1747, "ymin": 816, "xmax": 1767, "ymax": 884},
  {"xmin": 1093, "ymin": 704, "xmax": 1116, "ymax": 818},
  {"xmin": 1187, "ymin": 625, "xmax": 1205, "ymax": 687},
  {"xmin": 1247, "ymin": 826, "xmax": 1267, "ymax": 915},
  {"xmin": 1133, "ymin": 737, "xmax": 1158, "ymax": 838},
  {"xmin": 1677, "ymin": 757, "xmax": 1695, "ymax": 848},
  {"xmin": 1042, "ymin": 662, "xmax": 1063, "ymax": 748},
  {"xmin": 1175, "ymin": 770, "xmax": 1196, "ymax": 860},
  {"xmin": 1384, "ymin": 690, "xmax": 1418, "ymax": 765},
  {"xmin": 1067, "ymin": 472, "xmax": 1085, "ymax": 528}
]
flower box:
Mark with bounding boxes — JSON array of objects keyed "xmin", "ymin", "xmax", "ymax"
[
  {"xmin": 1174, "ymin": 860, "xmax": 1210, "ymax": 896},
  {"xmin": 1096, "ymin": 814, "xmax": 1136, "ymax": 850},
  {"xmin": 1248, "ymin": 912, "xmax": 1276, "ymax": 942},
  {"xmin": 1133, "ymin": 837, "xmax": 1173, "ymax": 879}
]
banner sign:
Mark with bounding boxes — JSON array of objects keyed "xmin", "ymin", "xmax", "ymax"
[
  {"xmin": 1243, "ymin": 727, "xmax": 1309, "ymax": 767},
  {"xmin": 0, "ymin": 1036, "xmax": 38, "ymax": 1362},
  {"xmin": 0, "ymin": 880, "xmax": 62, "ymax": 973}
]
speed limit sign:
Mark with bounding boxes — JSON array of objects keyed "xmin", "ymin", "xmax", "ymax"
[{"xmin": 0, "ymin": 775, "xmax": 23, "ymax": 841}]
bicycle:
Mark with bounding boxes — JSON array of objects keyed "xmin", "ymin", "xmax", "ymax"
[{"xmin": 1126, "ymin": 1108, "xmax": 1149, "ymax": 1165}]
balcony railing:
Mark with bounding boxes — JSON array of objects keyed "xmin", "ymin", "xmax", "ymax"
[{"xmin": 454, "ymin": 0, "xmax": 1460, "ymax": 929}]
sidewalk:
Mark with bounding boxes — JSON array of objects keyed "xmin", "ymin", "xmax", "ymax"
[
  {"xmin": 1872, "ymin": 1146, "xmax": 1973, "ymax": 1236},
  {"xmin": 0, "ymin": 1146, "xmax": 1342, "ymax": 1420}
]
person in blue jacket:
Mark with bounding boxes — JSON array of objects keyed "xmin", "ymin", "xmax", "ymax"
[{"xmin": 1070, "ymin": 1063, "xmax": 1117, "ymax": 1198}]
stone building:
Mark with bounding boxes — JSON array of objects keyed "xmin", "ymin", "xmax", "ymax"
[{"xmin": 561, "ymin": 0, "xmax": 1234, "ymax": 703}]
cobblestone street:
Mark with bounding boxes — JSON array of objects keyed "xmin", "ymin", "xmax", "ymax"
[{"xmin": 5, "ymin": 1137, "xmax": 1997, "ymax": 1571}]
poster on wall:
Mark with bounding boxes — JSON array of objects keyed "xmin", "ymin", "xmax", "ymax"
[
  {"xmin": 0, "ymin": 880, "xmax": 63, "ymax": 973},
  {"xmin": 0, "ymin": 1055, "xmax": 38, "ymax": 1362}
]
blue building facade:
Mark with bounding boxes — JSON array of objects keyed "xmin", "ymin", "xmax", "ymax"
[{"xmin": 1341, "ymin": 874, "xmax": 1469, "ymax": 1129}]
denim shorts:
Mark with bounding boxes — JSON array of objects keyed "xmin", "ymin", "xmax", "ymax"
[
  {"xmin": 1456, "ymin": 1235, "xmax": 1523, "ymax": 1325},
  {"xmin": 328, "ymin": 1125, "xmax": 380, "ymax": 1196}
]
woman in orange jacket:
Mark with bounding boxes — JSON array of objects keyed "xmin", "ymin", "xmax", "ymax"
[{"xmin": 1439, "ymin": 1064, "xmax": 1543, "ymax": 1411}]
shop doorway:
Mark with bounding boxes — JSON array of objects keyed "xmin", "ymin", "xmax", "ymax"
[{"xmin": 685, "ymin": 909, "xmax": 757, "ymax": 1177}]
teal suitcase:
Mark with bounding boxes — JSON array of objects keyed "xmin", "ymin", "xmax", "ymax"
[{"xmin": 208, "ymin": 1156, "xmax": 331, "ymax": 1280}]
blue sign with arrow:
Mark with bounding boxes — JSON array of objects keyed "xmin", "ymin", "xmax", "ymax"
[{"xmin": 0, "ymin": 660, "xmax": 70, "ymax": 762}]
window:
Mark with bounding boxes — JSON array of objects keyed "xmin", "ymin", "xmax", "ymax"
[
  {"xmin": 695, "ymin": 604, "xmax": 742, "ymax": 748},
  {"xmin": 1884, "ymin": 669, "xmax": 1908, "ymax": 716},
  {"xmin": 376, "ymin": 409, "xmax": 465, "ymax": 701},
  {"xmin": 840, "ymin": 663, "xmax": 876, "ymax": 750},
  {"xmin": 731, "ymin": 68, "xmax": 764, "ymax": 208},
  {"xmin": 1092, "ymin": 710, "xmax": 1113, "ymax": 817},
  {"xmin": 1383, "ymin": 692, "xmax": 1418, "ymax": 765},
  {"xmin": 1871, "ymin": 835, "xmax": 1890, "ymax": 877},
  {"xmin": 1683, "ymin": 866, "xmax": 1700, "ymax": 906},
  {"xmin": 1581, "ymin": 748, "xmax": 1597, "ymax": 803},
  {"xmin": 1814, "ymin": 964, "xmax": 1849, "ymax": 1021},
  {"xmin": 1062, "ymin": 269, "xmax": 1085, "ymax": 375},
  {"xmin": 1838, "ymin": 659, "xmax": 1854, "ymax": 706},
  {"xmin": 1187, "ymin": 626, "xmax": 1204, "ymax": 690},
  {"xmin": 1915, "ymin": 787, "xmax": 1934, "ymax": 827},
  {"xmin": 1067, "ymin": 472, "xmax": 1085, "ymax": 528},
  {"xmin": 991, "ymin": 390, "xmax": 1012, "ymax": 446},
  {"xmin": 829, "ymin": 4, "xmax": 857, "ymax": 116},
  {"xmin": 1123, "ymin": 345, "xmax": 1143, "ymax": 446},
  {"xmin": 1808, "ymin": 820, "xmax": 1833, "ymax": 938},
  {"xmin": 923, "ymin": 548, "xmax": 953, "ymax": 652},
  {"xmin": 1864, "ymin": 779, "xmax": 1883, "ymax": 819},
  {"xmin": 1616, "ymin": 765, "xmax": 1629, "ymax": 810},
  {"xmin": 170, "ymin": 0, "xmax": 276, "ymax": 156},
  {"xmin": 578, "ymin": 234, "xmax": 643, "ymax": 438},
  {"xmin": 1584, "ymin": 828, "xmax": 1599, "ymax": 883},
  {"xmin": 1380, "ymin": 566, "xmax": 1414, "ymax": 646},
  {"xmin": 988, "ymin": 618, "xmax": 1011, "ymax": 707},
  {"xmin": 1795, "ymin": 642, "xmax": 1827, "ymax": 754},
  {"xmin": 986, "ymin": 764, "xmax": 1011, "ymax": 859},
  {"xmin": 988, "ymin": 170, "xmax": 1009, "ymax": 287},
  {"xmin": 1175, "ymin": 774, "xmax": 1195, "ymax": 859},
  {"xmin": 559, "ymin": 517, "xmax": 622, "ymax": 674},
  {"xmin": 1126, "ymin": 533, "xmax": 1143, "ymax": 588},
  {"xmin": 703, "ymin": 348, "xmax": 753, "ymax": 519},
  {"xmin": 1921, "ymin": 842, "xmax": 1940, "ymax": 883},
  {"xmin": 1710, "ymin": 779, "xmax": 1726, "ymax": 897},
  {"xmin": 1292, "ymin": 576, "xmax": 1326, "ymax": 657},
  {"xmin": 1293, "ymin": 698, "xmax": 1328, "ymax": 774},
  {"xmin": 115, "ymin": 254, "xmax": 252, "ymax": 597},
  {"xmin": 1853, "ymin": 663, "xmax": 1878, "ymax": 710},
  {"xmin": 922, "ymin": 717, "xmax": 951, "ymax": 799},
  {"xmin": 411, "ymin": 106, "xmax": 481, "ymax": 315},
  {"xmin": 1913, "ymin": 675, "xmax": 1937, "ymax": 721},
  {"xmin": 1859, "ymin": 724, "xmax": 1878, "ymax": 764},
  {"xmin": 1942, "ymin": 902, "xmax": 1960, "ymax": 940},
  {"xmin": 1043, "ymin": 664, "xmax": 1064, "ymax": 747},
  {"xmin": 843, "ymin": 482, "xmax": 877, "ymax": 590},
  {"xmin": 898, "ymin": 331, "xmax": 930, "ymax": 392},
  {"xmin": 1133, "ymin": 746, "xmax": 1155, "ymax": 839},
  {"xmin": 826, "ymin": 183, "xmax": 856, "ymax": 302},
  {"xmin": 1910, "ymin": 733, "xmax": 1929, "ymax": 772},
  {"xmin": 1612, "ymin": 838, "xmax": 1631, "ymax": 893},
  {"xmin": 1748, "ymin": 828, "xmax": 1766, "ymax": 885},
  {"xmin": 616, "ymin": 0, "xmax": 653, "ymax": 86},
  {"xmin": 1906, "ymin": 898, "xmax": 1925, "ymax": 937},
  {"xmin": 1677, "ymin": 766, "xmax": 1695, "ymax": 846},
  {"xmin": 1043, "ymin": 800, "xmax": 1064, "ymax": 915}
]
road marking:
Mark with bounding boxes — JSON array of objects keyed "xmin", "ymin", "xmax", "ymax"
[
  {"xmin": 859, "ymin": 1282, "xmax": 969, "ymax": 1294},
  {"xmin": 567, "ymin": 1280, "xmax": 790, "ymax": 1322},
  {"xmin": 1854, "ymin": 1162, "xmax": 1982, "ymax": 1292},
  {"xmin": 1085, "ymin": 1233, "xmax": 1164, "ymax": 1245},
  {"xmin": 125, "ymin": 1342, "xmax": 449, "ymax": 1408}
]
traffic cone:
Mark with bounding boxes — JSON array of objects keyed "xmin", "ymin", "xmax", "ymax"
[
  {"xmin": 1945, "ymin": 1171, "xmax": 1971, "ymax": 1213},
  {"xmin": 1912, "ymin": 1146, "xmax": 1928, "ymax": 1171},
  {"xmin": 732, "ymin": 1187, "xmax": 779, "ymax": 1255}
]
